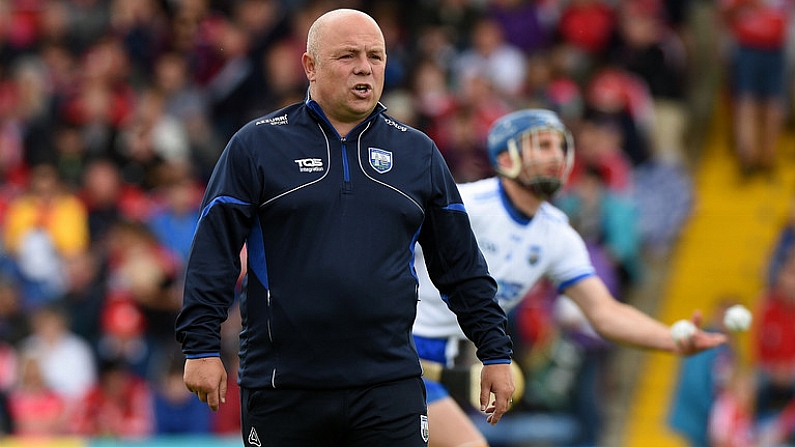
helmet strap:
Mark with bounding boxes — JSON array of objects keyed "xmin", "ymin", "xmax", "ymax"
[{"xmin": 495, "ymin": 138, "xmax": 523, "ymax": 180}]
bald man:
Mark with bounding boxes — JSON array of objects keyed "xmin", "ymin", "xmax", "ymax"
[{"xmin": 176, "ymin": 9, "xmax": 514, "ymax": 447}]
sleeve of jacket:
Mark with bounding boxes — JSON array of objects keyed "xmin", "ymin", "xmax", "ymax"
[
  {"xmin": 175, "ymin": 131, "xmax": 259, "ymax": 357},
  {"xmin": 417, "ymin": 146, "xmax": 512, "ymax": 364}
]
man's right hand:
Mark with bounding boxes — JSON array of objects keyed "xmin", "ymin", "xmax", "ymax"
[
  {"xmin": 480, "ymin": 363, "xmax": 515, "ymax": 426},
  {"xmin": 184, "ymin": 357, "xmax": 228, "ymax": 411}
]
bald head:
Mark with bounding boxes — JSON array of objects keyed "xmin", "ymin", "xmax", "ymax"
[
  {"xmin": 302, "ymin": 8, "xmax": 387, "ymax": 135},
  {"xmin": 306, "ymin": 9, "xmax": 384, "ymax": 62}
]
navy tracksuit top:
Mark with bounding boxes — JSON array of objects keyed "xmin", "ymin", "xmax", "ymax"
[{"xmin": 175, "ymin": 98, "xmax": 512, "ymax": 390}]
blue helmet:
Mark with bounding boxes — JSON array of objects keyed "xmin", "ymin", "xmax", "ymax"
[{"xmin": 486, "ymin": 109, "xmax": 574, "ymax": 197}]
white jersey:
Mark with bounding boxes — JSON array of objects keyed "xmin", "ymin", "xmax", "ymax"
[{"xmin": 413, "ymin": 177, "xmax": 595, "ymax": 340}]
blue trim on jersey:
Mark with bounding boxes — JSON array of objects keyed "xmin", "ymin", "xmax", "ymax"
[
  {"xmin": 558, "ymin": 272, "xmax": 595, "ymax": 293},
  {"xmin": 409, "ymin": 226, "xmax": 422, "ymax": 281},
  {"xmin": 483, "ymin": 359, "xmax": 511, "ymax": 365},
  {"xmin": 306, "ymin": 99, "xmax": 342, "ymax": 139},
  {"xmin": 248, "ymin": 214, "xmax": 269, "ymax": 287},
  {"xmin": 199, "ymin": 195, "xmax": 250, "ymax": 222},
  {"xmin": 498, "ymin": 181, "xmax": 532, "ymax": 225},
  {"xmin": 185, "ymin": 353, "xmax": 221, "ymax": 359},
  {"xmin": 341, "ymin": 139, "xmax": 351, "ymax": 182},
  {"xmin": 443, "ymin": 203, "xmax": 466, "ymax": 212}
]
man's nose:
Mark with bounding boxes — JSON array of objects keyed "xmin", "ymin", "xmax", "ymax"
[{"xmin": 354, "ymin": 55, "xmax": 372, "ymax": 75}]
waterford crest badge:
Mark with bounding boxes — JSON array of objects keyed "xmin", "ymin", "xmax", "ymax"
[
  {"xmin": 528, "ymin": 245, "xmax": 541, "ymax": 266},
  {"xmin": 369, "ymin": 147, "xmax": 393, "ymax": 173},
  {"xmin": 420, "ymin": 415, "xmax": 429, "ymax": 442}
]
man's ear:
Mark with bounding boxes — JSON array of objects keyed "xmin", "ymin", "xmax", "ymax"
[
  {"xmin": 496, "ymin": 151, "xmax": 513, "ymax": 171},
  {"xmin": 302, "ymin": 53, "xmax": 316, "ymax": 82},
  {"xmin": 495, "ymin": 148, "xmax": 522, "ymax": 179}
]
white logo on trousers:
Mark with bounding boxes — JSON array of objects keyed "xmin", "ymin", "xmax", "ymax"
[{"xmin": 248, "ymin": 427, "xmax": 262, "ymax": 446}]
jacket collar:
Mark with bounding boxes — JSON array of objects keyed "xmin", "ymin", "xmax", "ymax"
[{"xmin": 304, "ymin": 88, "xmax": 387, "ymax": 139}]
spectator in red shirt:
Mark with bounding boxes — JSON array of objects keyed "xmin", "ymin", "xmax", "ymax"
[
  {"xmin": 557, "ymin": 0, "xmax": 617, "ymax": 68},
  {"xmin": 584, "ymin": 67, "xmax": 655, "ymax": 166},
  {"xmin": 7, "ymin": 351, "xmax": 67, "ymax": 436},
  {"xmin": 70, "ymin": 358, "xmax": 154, "ymax": 438},
  {"xmin": 753, "ymin": 252, "xmax": 795, "ymax": 418},
  {"xmin": 709, "ymin": 366, "xmax": 758, "ymax": 447},
  {"xmin": 719, "ymin": 0, "xmax": 792, "ymax": 176}
]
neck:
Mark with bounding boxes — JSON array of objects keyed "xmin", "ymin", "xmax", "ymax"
[
  {"xmin": 307, "ymin": 93, "xmax": 370, "ymax": 137},
  {"xmin": 500, "ymin": 177, "xmax": 544, "ymax": 217},
  {"xmin": 329, "ymin": 120, "xmax": 355, "ymax": 136}
]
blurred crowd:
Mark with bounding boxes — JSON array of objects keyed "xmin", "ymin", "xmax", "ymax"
[
  {"xmin": 0, "ymin": 0, "xmax": 791, "ymax": 443},
  {"xmin": 667, "ymin": 196, "xmax": 795, "ymax": 447}
]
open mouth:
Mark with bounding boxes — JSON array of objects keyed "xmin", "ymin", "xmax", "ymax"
[{"xmin": 354, "ymin": 84, "xmax": 371, "ymax": 94}]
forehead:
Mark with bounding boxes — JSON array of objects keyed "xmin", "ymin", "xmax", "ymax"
[
  {"xmin": 327, "ymin": 37, "xmax": 385, "ymax": 54},
  {"xmin": 520, "ymin": 129, "xmax": 564, "ymax": 141},
  {"xmin": 320, "ymin": 16, "xmax": 385, "ymax": 52}
]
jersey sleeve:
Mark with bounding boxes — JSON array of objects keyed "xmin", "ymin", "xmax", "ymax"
[
  {"xmin": 547, "ymin": 223, "xmax": 596, "ymax": 292},
  {"xmin": 417, "ymin": 147, "xmax": 513, "ymax": 363},
  {"xmin": 175, "ymin": 131, "xmax": 260, "ymax": 357}
]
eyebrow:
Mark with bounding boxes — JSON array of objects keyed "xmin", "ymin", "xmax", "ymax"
[{"xmin": 336, "ymin": 45, "xmax": 385, "ymax": 54}]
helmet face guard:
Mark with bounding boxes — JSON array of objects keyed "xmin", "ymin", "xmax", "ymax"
[{"xmin": 491, "ymin": 115, "xmax": 574, "ymax": 198}]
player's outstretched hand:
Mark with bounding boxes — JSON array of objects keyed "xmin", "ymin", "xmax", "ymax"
[
  {"xmin": 480, "ymin": 363, "xmax": 515, "ymax": 426},
  {"xmin": 184, "ymin": 356, "xmax": 228, "ymax": 411},
  {"xmin": 672, "ymin": 310, "xmax": 728, "ymax": 356}
]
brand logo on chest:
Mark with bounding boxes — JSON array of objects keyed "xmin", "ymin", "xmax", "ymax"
[
  {"xmin": 294, "ymin": 158, "xmax": 324, "ymax": 173},
  {"xmin": 256, "ymin": 114, "xmax": 288, "ymax": 126}
]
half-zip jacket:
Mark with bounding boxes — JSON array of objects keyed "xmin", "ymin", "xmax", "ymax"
[{"xmin": 175, "ymin": 98, "xmax": 512, "ymax": 389}]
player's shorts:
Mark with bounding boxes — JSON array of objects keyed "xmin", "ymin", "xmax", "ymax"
[
  {"xmin": 732, "ymin": 46, "xmax": 786, "ymax": 99},
  {"xmin": 241, "ymin": 376, "xmax": 428, "ymax": 447},
  {"xmin": 414, "ymin": 334, "xmax": 455, "ymax": 404}
]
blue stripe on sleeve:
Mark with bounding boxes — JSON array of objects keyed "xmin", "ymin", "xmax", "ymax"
[
  {"xmin": 443, "ymin": 203, "xmax": 466, "ymax": 212},
  {"xmin": 483, "ymin": 359, "xmax": 512, "ymax": 365},
  {"xmin": 557, "ymin": 272, "xmax": 596, "ymax": 293},
  {"xmin": 247, "ymin": 214, "xmax": 269, "ymax": 287},
  {"xmin": 185, "ymin": 353, "xmax": 221, "ymax": 359},
  {"xmin": 199, "ymin": 195, "xmax": 250, "ymax": 222}
]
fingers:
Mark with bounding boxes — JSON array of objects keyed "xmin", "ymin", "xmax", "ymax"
[
  {"xmin": 206, "ymin": 370, "xmax": 228, "ymax": 411},
  {"xmin": 690, "ymin": 309, "xmax": 703, "ymax": 327},
  {"xmin": 695, "ymin": 330, "xmax": 728, "ymax": 350},
  {"xmin": 207, "ymin": 388, "xmax": 221, "ymax": 411},
  {"xmin": 189, "ymin": 384, "xmax": 221, "ymax": 411},
  {"xmin": 676, "ymin": 329, "xmax": 728, "ymax": 356},
  {"xmin": 480, "ymin": 363, "xmax": 515, "ymax": 426},
  {"xmin": 187, "ymin": 385, "xmax": 222, "ymax": 411},
  {"xmin": 484, "ymin": 392, "xmax": 512, "ymax": 426},
  {"xmin": 479, "ymin": 384, "xmax": 490, "ymax": 412},
  {"xmin": 220, "ymin": 374, "xmax": 228, "ymax": 404},
  {"xmin": 183, "ymin": 357, "xmax": 227, "ymax": 411},
  {"xmin": 671, "ymin": 311, "xmax": 729, "ymax": 356}
]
